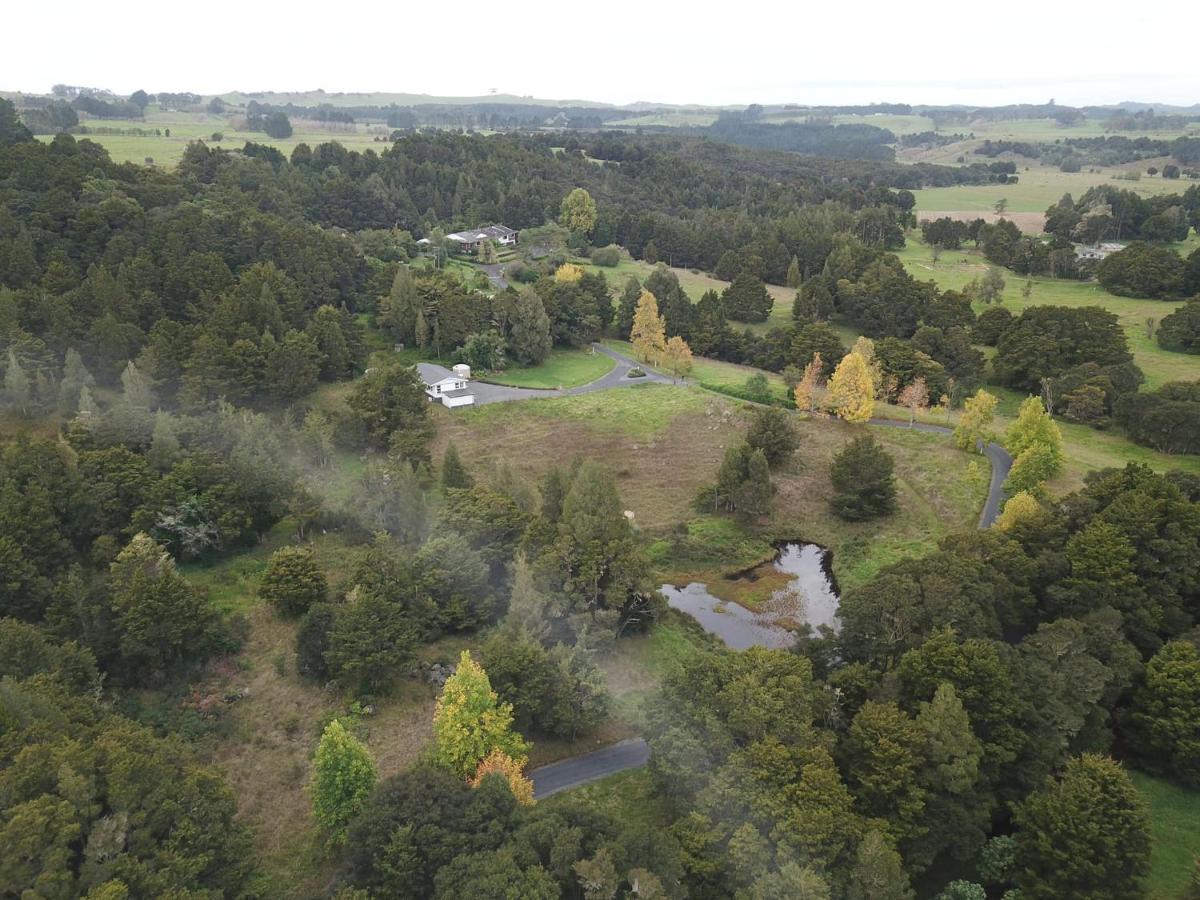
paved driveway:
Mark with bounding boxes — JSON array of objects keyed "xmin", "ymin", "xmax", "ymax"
[
  {"xmin": 469, "ymin": 344, "xmax": 671, "ymax": 405},
  {"xmin": 529, "ymin": 738, "xmax": 650, "ymax": 799}
]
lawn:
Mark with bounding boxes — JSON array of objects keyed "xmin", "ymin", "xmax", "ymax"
[
  {"xmin": 894, "ymin": 240, "xmax": 1197, "ymax": 390},
  {"xmin": 1131, "ymin": 771, "xmax": 1200, "ymax": 899},
  {"xmin": 481, "ymin": 348, "xmax": 614, "ymax": 389},
  {"xmin": 602, "ymin": 338, "xmax": 792, "ymax": 403}
]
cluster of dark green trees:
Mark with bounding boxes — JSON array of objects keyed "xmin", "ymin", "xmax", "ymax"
[
  {"xmin": 613, "ymin": 236, "xmax": 988, "ymax": 405},
  {"xmin": 1044, "ymin": 184, "xmax": 1200, "ymax": 246},
  {"xmin": 1097, "ymin": 241, "xmax": 1200, "ymax": 299},
  {"xmin": 646, "ymin": 463, "xmax": 1200, "ymax": 898}
]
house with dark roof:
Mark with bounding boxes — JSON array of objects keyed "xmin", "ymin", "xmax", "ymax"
[{"xmin": 418, "ymin": 362, "xmax": 475, "ymax": 408}]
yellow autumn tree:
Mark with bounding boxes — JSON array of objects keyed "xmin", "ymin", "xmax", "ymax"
[
  {"xmin": 851, "ymin": 336, "xmax": 884, "ymax": 399},
  {"xmin": 555, "ymin": 262, "xmax": 584, "ymax": 283},
  {"xmin": 471, "ymin": 748, "xmax": 535, "ymax": 805},
  {"xmin": 559, "ymin": 187, "xmax": 597, "ymax": 235},
  {"xmin": 826, "ymin": 351, "xmax": 876, "ymax": 424},
  {"xmin": 661, "ymin": 335, "xmax": 694, "ymax": 381},
  {"xmin": 432, "ymin": 650, "xmax": 530, "ymax": 778},
  {"xmin": 953, "ymin": 388, "xmax": 999, "ymax": 453},
  {"xmin": 630, "ymin": 290, "xmax": 666, "ymax": 364},
  {"xmin": 995, "ymin": 491, "xmax": 1042, "ymax": 531},
  {"xmin": 794, "ymin": 352, "xmax": 824, "ymax": 416}
]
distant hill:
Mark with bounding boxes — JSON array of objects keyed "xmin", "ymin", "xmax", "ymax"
[{"xmin": 215, "ymin": 90, "xmax": 618, "ymax": 109}]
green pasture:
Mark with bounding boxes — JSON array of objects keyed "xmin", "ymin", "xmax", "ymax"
[
  {"xmin": 894, "ymin": 241, "xmax": 1197, "ymax": 390},
  {"xmin": 480, "ymin": 348, "xmax": 615, "ymax": 389}
]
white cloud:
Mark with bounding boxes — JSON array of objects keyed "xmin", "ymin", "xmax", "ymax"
[{"xmin": 4, "ymin": 0, "xmax": 1197, "ymax": 107}]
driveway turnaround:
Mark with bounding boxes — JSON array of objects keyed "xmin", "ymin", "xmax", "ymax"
[
  {"xmin": 529, "ymin": 738, "xmax": 651, "ymax": 799},
  {"xmin": 469, "ymin": 344, "xmax": 671, "ymax": 405}
]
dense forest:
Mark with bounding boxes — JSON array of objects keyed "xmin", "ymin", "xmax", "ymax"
[{"xmin": 2, "ymin": 95, "xmax": 1199, "ymax": 898}]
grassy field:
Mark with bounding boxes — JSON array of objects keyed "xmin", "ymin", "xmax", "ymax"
[
  {"xmin": 911, "ymin": 166, "xmax": 1192, "ymax": 224},
  {"xmin": 43, "ymin": 104, "xmax": 389, "ymax": 166},
  {"xmin": 480, "ymin": 348, "xmax": 614, "ymax": 389},
  {"xmin": 434, "ymin": 382, "xmax": 988, "ymax": 592},
  {"xmin": 894, "ymin": 240, "xmax": 1197, "ymax": 390},
  {"xmin": 1132, "ymin": 771, "xmax": 1200, "ymax": 899}
]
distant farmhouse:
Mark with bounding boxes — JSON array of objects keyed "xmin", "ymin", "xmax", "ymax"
[
  {"xmin": 445, "ymin": 224, "xmax": 519, "ymax": 254},
  {"xmin": 419, "ymin": 362, "xmax": 475, "ymax": 408},
  {"xmin": 1074, "ymin": 241, "xmax": 1125, "ymax": 261}
]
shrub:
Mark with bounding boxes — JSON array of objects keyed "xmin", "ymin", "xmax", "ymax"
[
  {"xmin": 590, "ymin": 245, "xmax": 621, "ymax": 267},
  {"xmin": 259, "ymin": 546, "xmax": 328, "ymax": 617}
]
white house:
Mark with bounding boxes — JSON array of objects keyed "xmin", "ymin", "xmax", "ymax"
[
  {"xmin": 418, "ymin": 362, "xmax": 475, "ymax": 408},
  {"xmin": 444, "ymin": 224, "xmax": 519, "ymax": 253}
]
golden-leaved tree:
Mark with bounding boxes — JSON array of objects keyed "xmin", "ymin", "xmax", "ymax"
[
  {"xmin": 826, "ymin": 351, "xmax": 876, "ymax": 424},
  {"xmin": 432, "ymin": 650, "xmax": 530, "ymax": 779},
  {"xmin": 661, "ymin": 335, "xmax": 693, "ymax": 381},
  {"xmin": 630, "ymin": 290, "xmax": 666, "ymax": 364}
]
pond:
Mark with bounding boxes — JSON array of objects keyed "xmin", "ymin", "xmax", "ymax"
[{"xmin": 661, "ymin": 541, "xmax": 840, "ymax": 650}]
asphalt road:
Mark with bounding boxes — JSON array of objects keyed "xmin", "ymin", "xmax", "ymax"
[
  {"xmin": 529, "ymin": 738, "xmax": 651, "ymax": 799},
  {"xmin": 868, "ymin": 417, "xmax": 1012, "ymax": 528}
]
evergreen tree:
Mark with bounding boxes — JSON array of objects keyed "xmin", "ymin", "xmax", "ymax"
[
  {"xmin": 312, "ymin": 719, "xmax": 376, "ymax": 843},
  {"xmin": 107, "ymin": 533, "xmax": 219, "ymax": 677},
  {"xmin": 786, "ymin": 255, "xmax": 802, "ymax": 288},
  {"xmin": 1013, "ymin": 754, "xmax": 1151, "ymax": 900},
  {"xmin": 616, "ymin": 276, "xmax": 642, "ymax": 339},
  {"xmin": 57, "ymin": 348, "xmax": 94, "ymax": 416},
  {"xmin": 325, "ymin": 589, "xmax": 418, "ymax": 693},
  {"xmin": 1127, "ymin": 641, "xmax": 1200, "ymax": 783},
  {"xmin": 120, "ymin": 360, "xmax": 156, "ymax": 411},
  {"xmin": 721, "ymin": 272, "xmax": 772, "ymax": 323},
  {"xmin": 147, "ymin": 409, "xmax": 181, "ymax": 472},
  {"xmin": 830, "ymin": 435, "xmax": 897, "ymax": 521},
  {"xmin": 259, "ymin": 546, "xmax": 328, "ymax": 618},
  {"xmin": 381, "ymin": 265, "xmax": 420, "ymax": 345},
  {"xmin": 746, "ymin": 406, "xmax": 799, "ymax": 468},
  {"xmin": 846, "ymin": 829, "xmax": 914, "ymax": 900},
  {"xmin": 3, "ymin": 350, "xmax": 31, "ymax": 416},
  {"xmin": 510, "ymin": 288, "xmax": 552, "ymax": 365},
  {"xmin": 441, "ymin": 444, "xmax": 473, "ymax": 492}
]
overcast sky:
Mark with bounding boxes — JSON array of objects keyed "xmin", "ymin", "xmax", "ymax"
[{"xmin": 6, "ymin": 0, "xmax": 1197, "ymax": 108}]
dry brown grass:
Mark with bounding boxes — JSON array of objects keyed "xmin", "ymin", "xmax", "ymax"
[
  {"xmin": 434, "ymin": 391, "xmax": 747, "ymax": 531},
  {"xmin": 200, "ymin": 604, "xmax": 461, "ymax": 896}
]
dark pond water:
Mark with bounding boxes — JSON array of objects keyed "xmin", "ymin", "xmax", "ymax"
[{"xmin": 661, "ymin": 541, "xmax": 840, "ymax": 650}]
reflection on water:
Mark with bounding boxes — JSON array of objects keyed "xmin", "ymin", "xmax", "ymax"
[
  {"xmin": 772, "ymin": 542, "xmax": 841, "ymax": 634},
  {"xmin": 662, "ymin": 542, "xmax": 840, "ymax": 649},
  {"xmin": 660, "ymin": 582, "xmax": 797, "ymax": 649}
]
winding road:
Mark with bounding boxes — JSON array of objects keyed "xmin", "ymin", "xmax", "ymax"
[{"xmin": 513, "ymin": 348, "xmax": 1013, "ymax": 797}]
